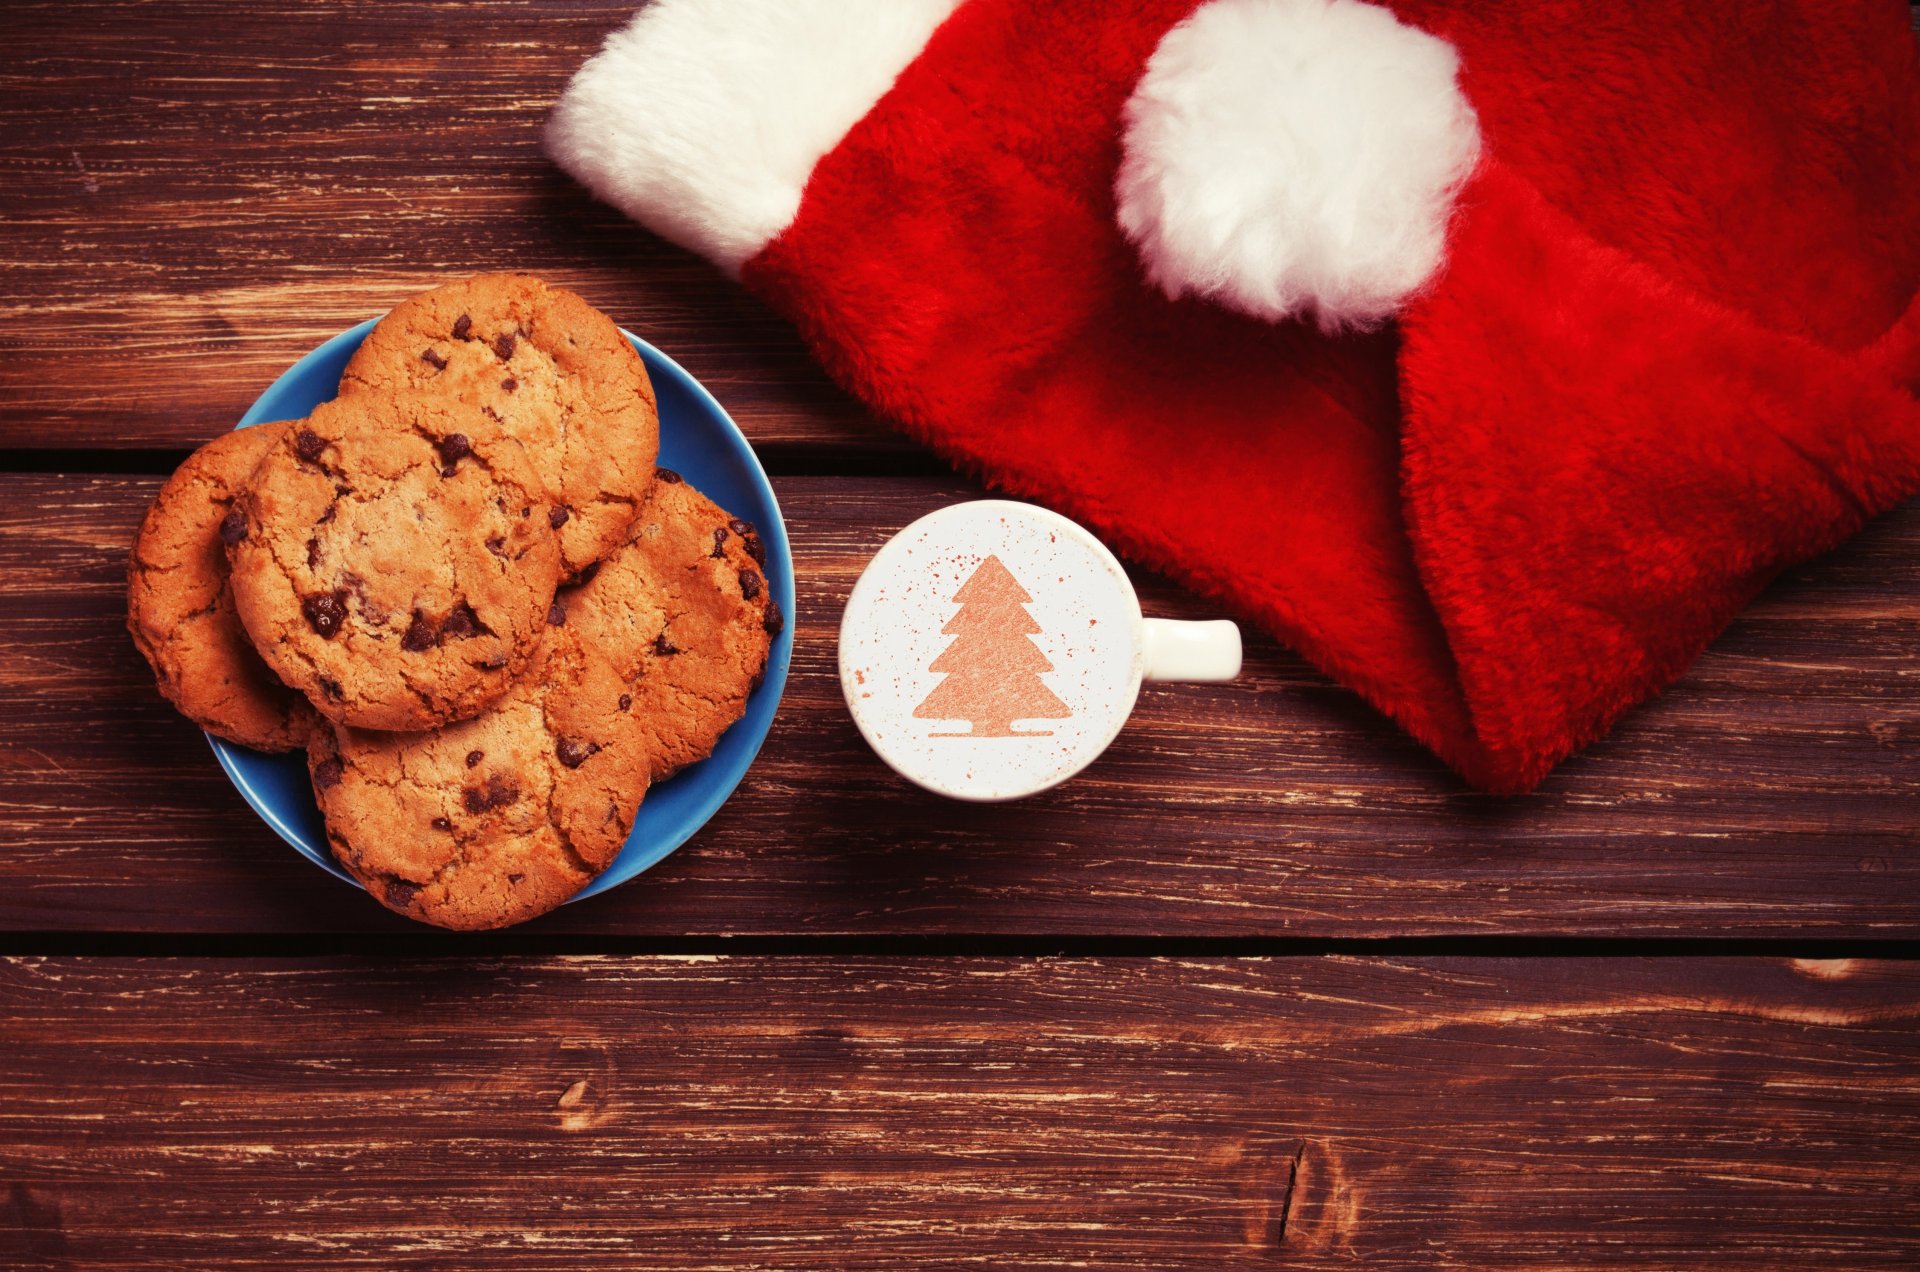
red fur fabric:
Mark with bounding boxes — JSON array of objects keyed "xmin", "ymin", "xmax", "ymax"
[{"xmin": 741, "ymin": 0, "xmax": 1920, "ymax": 791}]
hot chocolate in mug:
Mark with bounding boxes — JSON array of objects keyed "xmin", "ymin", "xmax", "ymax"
[{"xmin": 839, "ymin": 500, "xmax": 1242, "ymax": 801}]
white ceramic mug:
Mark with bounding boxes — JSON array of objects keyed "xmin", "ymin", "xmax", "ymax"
[{"xmin": 839, "ymin": 500, "xmax": 1242, "ymax": 801}]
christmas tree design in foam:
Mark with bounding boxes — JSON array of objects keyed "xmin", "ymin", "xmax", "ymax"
[{"xmin": 913, "ymin": 555, "xmax": 1072, "ymax": 738}]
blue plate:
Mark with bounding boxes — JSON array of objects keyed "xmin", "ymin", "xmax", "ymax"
[{"xmin": 210, "ymin": 321, "xmax": 794, "ymax": 902}]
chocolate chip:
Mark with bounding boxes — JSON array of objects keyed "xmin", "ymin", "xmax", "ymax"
[
  {"xmin": 218, "ymin": 508, "xmax": 248, "ymax": 545},
  {"xmin": 399, "ymin": 601, "xmax": 483, "ymax": 650},
  {"xmin": 710, "ymin": 526, "xmax": 729, "ymax": 558},
  {"xmin": 763, "ymin": 597, "xmax": 784, "ymax": 635},
  {"xmin": 311, "ymin": 756, "xmax": 343, "ymax": 789},
  {"xmin": 653, "ymin": 633, "xmax": 679, "ymax": 656},
  {"xmin": 402, "ymin": 611, "xmax": 437, "ymax": 652},
  {"xmin": 485, "ymin": 534, "xmax": 507, "ymax": 558},
  {"xmin": 655, "ymin": 466, "xmax": 682, "ymax": 484},
  {"xmin": 305, "ymin": 537, "xmax": 321, "ymax": 569},
  {"xmin": 294, "ymin": 429, "xmax": 327, "ymax": 463},
  {"xmin": 725, "ymin": 518, "xmax": 765, "ymax": 564},
  {"xmin": 316, "ymin": 501, "xmax": 338, "ymax": 525},
  {"xmin": 493, "ymin": 330, "xmax": 516, "ymax": 361},
  {"xmin": 501, "ymin": 377, "xmax": 517, "ymax": 393},
  {"xmin": 318, "ymin": 676, "xmax": 343, "ymax": 700},
  {"xmin": 548, "ymin": 505, "xmax": 570, "ymax": 529},
  {"xmin": 617, "ymin": 694, "xmax": 631, "ymax": 712},
  {"xmin": 547, "ymin": 602, "xmax": 566, "ymax": 627},
  {"xmin": 301, "ymin": 589, "xmax": 349, "ymax": 639},
  {"xmin": 439, "ymin": 602, "xmax": 480, "ymax": 641},
  {"xmin": 466, "ymin": 750, "xmax": 483, "ymax": 768},
  {"xmin": 435, "ymin": 433, "xmax": 471, "ymax": 478},
  {"xmin": 384, "ymin": 879, "xmax": 421, "ymax": 907},
  {"xmin": 452, "ymin": 313, "xmax": 472, "ymax": 341},
  {"xmin": 421, "ymin": 347, "xmax": 447, "ymax": 371},
  {"xmin": 522, "ymin": 506, "xmax": 532, "ymax": 518},
  {"xmin": 430, "ymin": 816, "xmax": 451, "ymax": 832},
  {"xmin": 739, "ymin": 569, "xmax": 762, "ymax": 601},
  {"xmin": 555, "ymin": 737, "xmax": 599, "ymax": 769},
  {"xmin": 462, "ymin": 774, "xmax": 518, "ymax": 813}
]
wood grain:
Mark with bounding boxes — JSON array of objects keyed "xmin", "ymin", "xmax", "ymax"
[
  {"xmin": 4, "ymin": 474, "xmax": 1915, "ymax": 938},
  {"xmin": 0, "ymin": 1, "xmax": 904, "ymax": 455},
  {"xmin": 4, "ymin": 5, "xmax": 1920, "ymax": 1266},
  {"xmin": 2, "ymin": 955, "xmax": 1917, "ymax": 1268}
]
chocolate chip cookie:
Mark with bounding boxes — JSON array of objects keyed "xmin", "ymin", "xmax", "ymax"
[
  {"xmin": 619, "ymin": 470, "xmax": 780, "ymax": 778},
  {"xmin": 308, "ymin": 471, "xmax": 777, "ymax": 929},
  {"xmin": 226, "ymin": 390, "xmax": 565, "ymax": 731},
  {"xmin": 308, "ymin": 545, "xmax": 659, "ymax": 930},
  {"xmin": 339, "ymin": 272, "xmax": 660, "ymax": 575},
  {"xmin": 126, "ymin": 422, "xmax": 315, "ymax": 752}
]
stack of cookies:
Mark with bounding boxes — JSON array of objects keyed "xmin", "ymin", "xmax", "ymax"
[{"xmin": 128, "ymin": 274, "xmax": 781, "ymax": 929}]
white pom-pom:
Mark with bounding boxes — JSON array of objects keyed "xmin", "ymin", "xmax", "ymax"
[{"xmin": 1114, "ymin": 0, "xmax": 1481, "ymax": 331}]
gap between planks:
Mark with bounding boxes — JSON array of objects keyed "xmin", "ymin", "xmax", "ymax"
[{"xmin": 0, "ymin": 933, "xmax": 1916, "ymax": 960}]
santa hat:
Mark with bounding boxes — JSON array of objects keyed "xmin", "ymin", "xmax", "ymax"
[{"xmin": 548, "ymin": 0, "xmax": 1920, "ymax": 793}]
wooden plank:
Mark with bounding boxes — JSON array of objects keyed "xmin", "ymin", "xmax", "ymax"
[
  {"xmin": 1, "ymin": 955, "xmax": 1916, "ymax": 1268},
  {"xmin": 0, "ymin": 1, "xmax": 903, "ymax": 455},
  {"xmin": 3, "ymin": 3, "xmax": 1919, "ymax": 459},
  {"xmin": 3, "ymin": 474, "xmax": 1917, "ymax": 937}
]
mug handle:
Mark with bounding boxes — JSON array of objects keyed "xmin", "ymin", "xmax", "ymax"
[{"xmin": 1141, "ymin": 618, "xmax": 1242, "ymax": 683}]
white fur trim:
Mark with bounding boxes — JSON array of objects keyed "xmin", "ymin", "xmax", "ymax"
[
  {"xmin": 1115, "ymin": 0, "xmax": 1481, "ymax": 330},
  {"xmin": 546, "ymin": 0, "xmax": 961, "ymax": 276}
]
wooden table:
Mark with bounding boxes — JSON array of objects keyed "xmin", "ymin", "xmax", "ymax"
[{"xmin": 4, "ymin": 4, "xmax": 1918, "ymax": 1266}]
